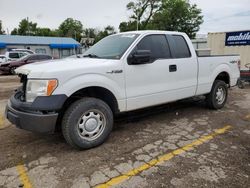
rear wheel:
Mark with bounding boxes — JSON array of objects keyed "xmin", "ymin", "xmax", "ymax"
[
  {"xmin": 62, "ymin": 97, "xmax": 113, "ymax": 150},
  {"xmin": 206, "ymin": 80, "xmax": 228, "ymax": 109}
]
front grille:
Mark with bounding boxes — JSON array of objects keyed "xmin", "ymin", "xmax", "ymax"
[{"xmin": 19, "ymin": 74, "xmax": 27, "ymax": 101}]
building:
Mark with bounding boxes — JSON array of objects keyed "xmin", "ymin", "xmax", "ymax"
[
  {"xmin": 0, "ymin": 35, "xmax": 81, "ymax": 58},
  {"xmin": 208, "ymin": 30, "xmax": 250, "ymax": 69}
]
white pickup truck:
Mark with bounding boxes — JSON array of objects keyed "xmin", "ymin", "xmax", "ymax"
[{"xmin": 6, "ymin": 31, "xmax": 240, "ymax": 149}]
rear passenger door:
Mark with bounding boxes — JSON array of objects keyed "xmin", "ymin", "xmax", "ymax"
[
  {"xmin": 125, "ymin": 34, "xmax": 197, "ymax": 111},
  {"xmin": 166, "ymin": 34, "xmax": 198, "ymax": 98}
]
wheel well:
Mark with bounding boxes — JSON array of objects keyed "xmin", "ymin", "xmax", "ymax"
[
  {"xmin": 215, "ymin": 72, "xmax": 230, "ymax": 86},
  {"xmin": 55, "ymin": 87, "xmax": 119, "ymax": 132},
  {"xmin": 63, "ymin": 86, "xmax": 119, "ymax": 114}
]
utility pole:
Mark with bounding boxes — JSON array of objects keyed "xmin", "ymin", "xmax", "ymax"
[
  {"xmin": 136, "ymin": 12, "xmax": 139, "ymax": 31},
  {"xmin": 74, "ymin": 30, "xmax": 77, "ymax": 55},
  {"xmin": 27, "ymin": 17, "xmax": 30, "ymax": 36}
]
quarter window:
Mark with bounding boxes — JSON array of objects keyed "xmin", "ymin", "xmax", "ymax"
[
  {"xmin": 170, "ymin": 35, "xmax": 191, "ymax": 58},
  {"xmin": 136, "ymin": 35, "xmax": 171, "ymax": 61}
]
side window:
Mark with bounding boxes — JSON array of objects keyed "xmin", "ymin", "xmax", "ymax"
[
  {"xmin": 136, "ymin": 35, "xmax": 171, "ymax": 61},
  {"xmin": 9, "ymin": 53, "xmax": 20, "ymax": 59},
  {"xmin": 169, "ymin": 35, "xmax": 191, "ymax": 58},
  {"xmin": 19, "ymin": 53, "xmax": 27, "ymax": 58}
]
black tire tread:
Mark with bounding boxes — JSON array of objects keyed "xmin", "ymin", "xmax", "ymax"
[
  {"xmin": 62, "ymin": 97, "xmax": 113, "ymax": 149},
  {"xmin": 206, "ymin": 80, "xmax": 228, "ymax": 110}
]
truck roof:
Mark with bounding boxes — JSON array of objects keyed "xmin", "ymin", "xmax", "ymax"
[{"xmin": 118, "ymin": 30, "xmax": 186, "ymax": 36}]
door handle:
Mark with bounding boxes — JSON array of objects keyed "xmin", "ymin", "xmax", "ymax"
[{"xmin": 169, "ymin": 65, "xmax": 177, "ymax": 72}]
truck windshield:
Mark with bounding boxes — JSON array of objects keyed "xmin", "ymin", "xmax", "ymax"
[{"xmin": 83, "ymin": 34, "xmax": 139, "ymax": 59}]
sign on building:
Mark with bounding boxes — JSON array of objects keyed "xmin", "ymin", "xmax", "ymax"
[{"xmin": 225, "ymin": 31, "xmax": 250, "ymax": 46}]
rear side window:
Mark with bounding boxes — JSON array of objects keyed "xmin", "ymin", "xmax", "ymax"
[
  {"xmin": 168, "ymin": 35, "xmax": 191, "ymax": 58},
  {"xmin": 136, "ymin": 35, "xmax": 171, "ymax": 61},
  {"xmin": 19, "ymin": 53, "xmax": 27, "ymax": 58}
]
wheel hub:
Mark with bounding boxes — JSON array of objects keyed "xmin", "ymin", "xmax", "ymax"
[
  {"xmin": 77, "ymin": 110, "xmax": 106, "ymax": 141},
  {"xmin": 84, "ymin": 118, "xmax": 98, "ymax": 132},
  {"xmin": 216, "ymin": 87, "xmax": 225, "ymax": 104}
]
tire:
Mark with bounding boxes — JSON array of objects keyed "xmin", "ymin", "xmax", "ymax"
[
  {"xmin": 206, "ymin": 80, "xmax": 228, "ymax": 110},
  {"xmin": 62, "ymin": 97, "xmax": 113, "ymax": 150},
  {"xmin": 10, "ymin": 67, "xmax": 17, "ymax": 75}
]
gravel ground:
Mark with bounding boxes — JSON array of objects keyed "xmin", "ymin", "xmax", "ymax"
[{"xmin": 0, "ymin": 77, "xmax": 249, "ymax": 188}]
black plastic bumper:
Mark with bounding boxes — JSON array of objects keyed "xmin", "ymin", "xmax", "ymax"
[{"xmin": 5, "ymin": 93, "xmax": 67, "ymax": 133}]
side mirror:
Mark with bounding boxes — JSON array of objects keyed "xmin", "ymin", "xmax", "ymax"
[{"xmin": 128, "ymin": 50, "xmax": 151, "ymax": 65}]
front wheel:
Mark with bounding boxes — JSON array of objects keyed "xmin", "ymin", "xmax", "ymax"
[
  {"xmin": 206, "ymin": 80, "xmax": 228, "ymax": 109},
  {"xmin": 62, "ymin": 97, "xmax": 113, "ymax": 150}
]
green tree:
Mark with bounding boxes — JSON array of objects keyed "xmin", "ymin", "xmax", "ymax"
[
  {"xmin": 11, "ymin": 18, "xmax": 37, "ymax": 35},
  {"xmin": 84, "ymin": 28, "xmax": 97, "ymax": 39},
  {"xmin": 11, "ymin": 28, "xmax": 18, "ymax": 35},
  {"xmin": 95, "ymin": 26, "xmax": 116, "ymax": 42},
  {"xmin": 120, "ymin": 0, "xmax": 161, "ymax": 32},
  {"xmin": 35, "ymin": 28, "xmax": 60, "ymax": 37},
  {"xmin": 151, "ymin": 0, "xmax": 203, "ymax": 38},
  {"xmin": 0, "ymin": 20, "xmax": 5, "ymax": 34},
  {"xmin": 58, "ymin": 18, "xmax": 83, "ymax": 41},
  {"xmin": 119, "ymin": 21, "xmax": 137, "ymax": 32},
  {"xmin": 35, "ymin": 28, "xmax": 52, "ymax": 36}
]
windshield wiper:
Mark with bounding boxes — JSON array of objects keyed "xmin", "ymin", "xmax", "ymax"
[{"xmin": 83, "ymin": 53, "xmax": 99, "ymax": 58}]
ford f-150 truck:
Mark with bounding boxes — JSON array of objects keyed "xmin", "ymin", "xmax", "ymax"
[{"xmin": 5, "ymin": 31, "xmax": 240, "ymax": 149}]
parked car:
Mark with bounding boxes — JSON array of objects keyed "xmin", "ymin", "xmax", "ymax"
[
  {"xmin": 0, "ymin": 55, "xmax": 7, "ymax": 64},
  {"xmin": 11, "ymin": 49, "xmax": 35, "ymax": 54},
  {"xmin": 0, "ymin": 54, "xmax": 53, "ymax": 74},
  {"xmin": 6, "ymin": 31, "xmax": 240, "ymax": 150},
  {"xmin": 5, "ymin": 51, "xmax": 28, "ymax": 61}
]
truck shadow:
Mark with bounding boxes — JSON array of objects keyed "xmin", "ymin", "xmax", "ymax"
[{"xmin": 113, "ymin": 96, "xmax": 208, "ymax": 130}]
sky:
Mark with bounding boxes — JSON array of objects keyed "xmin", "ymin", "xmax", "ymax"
[{"xmin": 0, "ymin": 0, "xmax": 250, "ymax": 35}]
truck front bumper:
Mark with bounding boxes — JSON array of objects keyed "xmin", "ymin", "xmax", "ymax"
[{"xmin": 5, "ymin": 92, "xmax": 67, "ymax": 133}]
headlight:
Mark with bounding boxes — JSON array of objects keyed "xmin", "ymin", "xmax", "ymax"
[{"xmin": 26, "ymin": 79, "xmax": 58, "ymax": 102}]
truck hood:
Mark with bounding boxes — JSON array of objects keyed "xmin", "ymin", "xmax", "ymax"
[{"xmin": 15, "ymin": 58, "xmax": 111, "ymax": 77}]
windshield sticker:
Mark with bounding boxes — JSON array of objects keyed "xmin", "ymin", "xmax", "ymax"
[{"xmin": 121, "ymin": 34, "xmax": 136, "ymax": 38}]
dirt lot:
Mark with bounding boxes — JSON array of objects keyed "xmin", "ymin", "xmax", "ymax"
[{"xmin": 0, "ymin": 76, "xmax": 249, "ymax": 188}]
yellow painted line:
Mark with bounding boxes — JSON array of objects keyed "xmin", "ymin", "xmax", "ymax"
[
  {"xmin": 95, "ymin": 125, "xmax": 232, "ymax": 188},
  {"xmin": 0, "ymin": 114, "xmax": 4, "ymax": 129},
  {"xmin": 244, "ymin": 114, "xmax": 250, "ymax": 120},
  {"xmin": 16, "ymin": 164, "xmax": 33, "ymax": 188}
]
